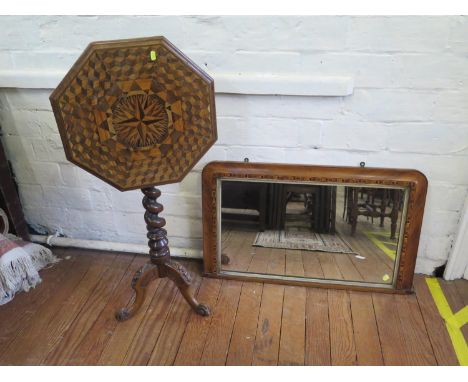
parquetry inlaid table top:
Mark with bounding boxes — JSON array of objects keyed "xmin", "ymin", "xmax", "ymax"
[{"xmin": 50, "ymin": 36, "xmax": 217, "ymax": 191}]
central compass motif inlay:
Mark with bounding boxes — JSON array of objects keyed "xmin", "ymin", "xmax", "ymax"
[{"xmin": 112, "ymin": 93, "xmax": 169, "ymax": 148}]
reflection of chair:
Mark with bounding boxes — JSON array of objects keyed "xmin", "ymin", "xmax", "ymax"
[
  {"xmin": 345, "ymin": 187, "xmax": 402, "ymax": 239},
  {"xmin": 281, "ymin": 185, "xmax": 336, "ymax": 233},
  {"xmin": 221, "ymin": 182, "xmax": 267, "ymax": 231}
]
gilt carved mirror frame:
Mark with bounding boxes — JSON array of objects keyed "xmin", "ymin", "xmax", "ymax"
[{"xmin": 202, "ymin": 161, "xmax": 428, "ymax": 294}]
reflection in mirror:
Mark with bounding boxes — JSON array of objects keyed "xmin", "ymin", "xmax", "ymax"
[{"xmin": 219, "ymin": 180, "xmax": 406, "ymax": 286}]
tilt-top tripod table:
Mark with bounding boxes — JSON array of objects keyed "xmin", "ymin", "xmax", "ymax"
[{"xmin": 50, "ymin": 36, "xmax": 217, "ymax": 321}]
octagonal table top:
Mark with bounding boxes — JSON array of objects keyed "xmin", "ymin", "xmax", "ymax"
[{"xmin": 50, "ymin": 36, "xmax": 217, "ymax": 191}]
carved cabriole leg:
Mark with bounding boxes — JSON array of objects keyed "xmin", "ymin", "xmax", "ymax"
[
  {"xmin": 115, "ymin": 186, "xmax": 211, "ymax": 322},
  {"xmin": 162, "ymin": 261, "xmax": 211, "ymax": 316},
  {"xmin": 115, "ymin": 263, "xmax": 158, "ymax": 321}
]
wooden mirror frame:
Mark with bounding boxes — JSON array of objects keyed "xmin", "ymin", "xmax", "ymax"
[{"xmin": 202, "ymin": 161, "xmax": 428, "ymax": 294}]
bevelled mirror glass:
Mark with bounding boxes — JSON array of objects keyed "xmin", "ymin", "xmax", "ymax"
[{"xmin": 218, "ymin": 180, "xmax": 407, "ymax": 287}]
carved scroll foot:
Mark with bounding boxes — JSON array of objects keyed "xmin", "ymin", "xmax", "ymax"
[
  {"xmin": 194, "ymin": 303, "xmax": 211, "ymax": 316},
  {"xmin": 115, "ymin": 262, "xmax": 158, "ymax": 322},
  {"xmin": 163, "ymin": 261, "xmax": 211, "ymax": 316}
]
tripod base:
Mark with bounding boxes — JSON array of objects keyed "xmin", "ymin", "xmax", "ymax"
[
  {"xmin": 115, "ymin": 186, "xmax": 210, "ymax": 322},
  {"xmin": 116, "ymin": 260, "xmax": 210, "ymax": 321}
]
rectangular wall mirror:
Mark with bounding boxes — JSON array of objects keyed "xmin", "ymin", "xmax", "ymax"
[{"xmin": 202, "ymin": 162, "xmax": 428, "ymax": 293}]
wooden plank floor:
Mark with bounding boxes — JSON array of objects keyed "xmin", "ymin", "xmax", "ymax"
[{"xmin": 0, "ymin": 248, "xmax": 465, "ymax": 366}]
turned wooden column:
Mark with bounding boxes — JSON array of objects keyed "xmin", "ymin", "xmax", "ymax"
[
  {"xmin": 144, "ymin": 187, "xmax": 170, "ymax": 265},
  {"xmin": 115, "ymin": 187, "xmax": 210, "ymax": 321}
]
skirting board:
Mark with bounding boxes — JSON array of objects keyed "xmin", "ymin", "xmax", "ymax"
[
  {"xmin": 30, "ymin": 234, "xmax": 438, "ymax": 276},
  {"xmin": 30, "ymin": 234, "xmax": 202, "ymax": 259},
  {"xmin": 0, "ymin": 70, "xmax": 354, "ymax": 97},
  {"xmin": 414, "ymin": 257, "xmax": 445, "ymax": 276}
]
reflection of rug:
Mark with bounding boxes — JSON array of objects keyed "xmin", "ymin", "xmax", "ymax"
[{"xmin": 253, "ymin": 227, "xmax": 356, "ymax": 254}]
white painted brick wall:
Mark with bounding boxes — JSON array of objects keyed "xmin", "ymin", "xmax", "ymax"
[{"xmin": 0, "ymin": 16, "xmax": 467, "ymax": 274}]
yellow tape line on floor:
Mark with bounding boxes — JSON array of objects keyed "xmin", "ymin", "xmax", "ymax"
[
  {"xmin": 363, "ymin": 231, "xmax": 396, "ymax": 260},
  {"xmin": 425, "ymin": 277, "xmax": 468, "ymax": 366}
]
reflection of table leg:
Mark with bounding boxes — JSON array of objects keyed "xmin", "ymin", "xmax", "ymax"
[
  {"xmin": 115, "ymin": 187, "xmax": 210, "ymax": 322},
  {"xmin": 349, "ymin": 188, "xmax": 359, "ymax": 236},
  {"xmin": 390, "ymin": 190, "xmax": 401, "ymax": 240},
  {"xmin": 380, "ymin": 190, "xmax": 387, "ymax": 227}
]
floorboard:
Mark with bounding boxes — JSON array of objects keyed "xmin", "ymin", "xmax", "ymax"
[
  {"xmin": 226, "ymin": 248, "xmax": 268, "ymax": 366},
  {"xmin": 393, "ymin": 293, "xmax": 437, "ymax": 365},
  {"xmin": 0, "ymin": 248, "xmax": 69, "ymax": 357},
  {"xmin": 199, "ymin": 280, "xmax": 242, "ymax": 366},
  {"xmin": 0, "ymin": 248, "xmax": 464, "ymax": 366},
  {"xmin": 251, "ymin": 283, "xmax": 284, "ymax": 366},
  {"xmin": 373, "ymin": 293, "xmax": 414, "ymax": 365},
  {"xmin": 349, "ymin": 292, "xmax": 384, "ymax": 365},
  {"xmin": 173, "ymin": 278, "xmax": 222, "ymax": 365},
  {"xmin": 122, "ymin": 277, "xmax": 177, "ymax": 365},
  {"xmin": 279, "ymin": 250, "xmax": 306, "ymax": 366},
  {"xmin": 147, "ymin": 262, "xmax": 203, "ymax": 366},
  {"xmin": 43, "ymin": 252, "xmax": 132, "ymax": 365},
  {"xmin": 97, "ymin": 267, "xmax": 163, "ymax": 365},
  {"xmin": 440, "ymin": 279, "xmax": 468, "ymax": 342},
  {"xmin": 412, "ymin": 276, "xmax": 459, "ymax": 365},
  {"xmin": 278, "ymin": 285, "xmax": 306, "ymax": 365},
  {"xmin": 305, "ymin": 288, "xmax": 330, "ymax": 365},
  {"xmin": 226, "ymin": 281, "xmax": 263, "ymax": 365},
  {"xmin": 72, "ymin": 254, "xmax": 148, "ymax": 365},
  {"xmin": 0, "ymin": 248, "xmax": 91, "ymax": 364},
  {"xmin": 328, "ymin": 289, "xmax": 357, "ymax": 365}
]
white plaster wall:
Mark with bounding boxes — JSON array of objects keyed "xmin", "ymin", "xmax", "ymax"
[{"xmin": 0, "ymin": 16, "xmax": 467, "ymax": 273}]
